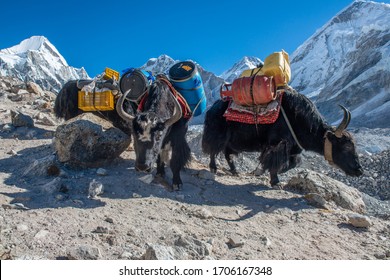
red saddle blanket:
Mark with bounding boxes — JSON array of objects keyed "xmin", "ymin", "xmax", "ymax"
[
  {"xmin": 223, "ymin": 91, "xmax": 283, "ymax": 124},
  {"xmin": 137, "ymin": 78, "xmax": 192, "ymax": 119}
]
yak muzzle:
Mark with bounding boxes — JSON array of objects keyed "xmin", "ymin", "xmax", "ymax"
[{"xmin": 135, "ymin": 163, "xmax": 152, "ymax": 173}]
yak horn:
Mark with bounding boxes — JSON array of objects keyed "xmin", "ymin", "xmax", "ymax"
[
  {"xmin": 335, "ymin": 105, "xmax": 351, "ymax": 137},
  {"xmin": 116, "ymin": 89, "xmax": 135, "ymax": 122},
  {"xmin": 164, "ymin": 95, "xmax": 182, "ymax": 127}
]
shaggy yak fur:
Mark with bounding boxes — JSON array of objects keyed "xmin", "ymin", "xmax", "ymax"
[
  {"xmin": 127, "ymin": 79, "xmax": 191, "ymax": 191},
  {"xmin": 54, "ymin": 80, "xmax": 135, "ymax": 136},
  {"xmin": 54, "ymin": 79, "xmax": 191, "ymax": 191},
  {"xmin": 202, "ymin": 88, "xmax": 363, "ymax": 186}
]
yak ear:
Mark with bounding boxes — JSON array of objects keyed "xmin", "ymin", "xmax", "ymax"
[{"xmin": 164, "ymin": 95, "xmax": 182, "ymax": 127}]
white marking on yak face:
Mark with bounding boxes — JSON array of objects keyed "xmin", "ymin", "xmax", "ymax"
[
  {"xmin": 137, "ymin": 115, "xmax": 158, "ymax": 143},
  {"xmin": 133, "ymin": 113, "xmax": 168, "ymax": 170}
]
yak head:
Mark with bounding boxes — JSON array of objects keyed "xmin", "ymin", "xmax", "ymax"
[
  {"xmin": 324, "ymin": 105, "xmax": 363, "ymax": 177},
  {"xmin": 116, "ymin": 80, "xmax": 182, "ymax": 172}
]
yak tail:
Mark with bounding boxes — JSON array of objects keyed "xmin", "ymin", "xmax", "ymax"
[{"xmin": 54, "ymin": 80, "xmax": 82, "ymax": 120}]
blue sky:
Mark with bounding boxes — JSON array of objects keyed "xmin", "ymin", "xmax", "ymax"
[{"xmin": 2, "ymin": 0, "xmax": 389, "ymax": 77}]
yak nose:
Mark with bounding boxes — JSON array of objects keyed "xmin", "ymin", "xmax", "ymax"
[{"xmin": 135, "ymin": 163, "xmax": 151, "ymax": 173}]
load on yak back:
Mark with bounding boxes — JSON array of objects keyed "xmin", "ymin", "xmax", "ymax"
[
  {"xmin": 54, "ymin": 63, "xmax": 207, "ymax": 191},
  {"xmin": 202, "ymin": 50, "xmax": 363, "ymax": 186}
]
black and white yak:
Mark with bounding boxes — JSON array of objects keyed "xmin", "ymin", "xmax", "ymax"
[
  {"xmin": 113, "ymin": 77, "xmax": 191, "ymax": 191},
  {"xmin": 54, "ymin": 77, "xmax": 191, "ymax": 191},
  {"xmin": 202, "ymin": 88, "xmax": 363, "ymax": 186}
]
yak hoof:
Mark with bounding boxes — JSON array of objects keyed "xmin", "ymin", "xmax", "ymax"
[
  {"xmin": 210, "ymin": 167, "xmax": 217, "ymax": 174},
  {"xmin": 222, "ymin": 168, "xmax": 238, "ymax": 176},
  {"xmin": 270, "ymin": 176, "xmax": 280, "ymax": 187},
  {"xmin": 172, "ymin": 183, "xmax": 182, "ymax": 192}
]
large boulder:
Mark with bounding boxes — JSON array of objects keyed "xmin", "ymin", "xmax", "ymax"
[
  {"xmin": 287, "ymin": 170, "xmax": 366, "ymax": 214},
  {"xmin": 53, "ymin": 113, "xmax": 131, "ymax": 168}
]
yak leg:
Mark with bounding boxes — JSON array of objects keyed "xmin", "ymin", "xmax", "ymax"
[
  {"xmin": 224, "ymin": 147, "xmax": 238, "ymax": 176},
  {"xmin": 171, "ymin": 161, "xmax": 183, "ymax": 191},
  {"xmin": 260, "ymin": 140, "xmax": 290, "ymax": 187},
  {"xmin": 209, "ymin": 152, "xmax": 218, "ymax": 174},
  {"xmin": 269, "ymin": 171, "xmax": 280, "ymax": 186},
  {"xmin": 156, "ymin": 155, "xmax": 165, "ymax": 177}
]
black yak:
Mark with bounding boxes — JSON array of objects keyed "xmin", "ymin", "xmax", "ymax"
[
  {"xmin": 202, "ymin": 88, "xmax": 363, "ymax": 186},
  {"xmin": 54, "ymin": 79, "xmax": 135, "ymax": 136},
  {"xmin": 116, "ymin": 77, "xmax": 191, "ymax": 191}
]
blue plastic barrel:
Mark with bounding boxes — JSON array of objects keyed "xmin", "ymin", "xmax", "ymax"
[{"xmin": 168, "ymin": 61, "xmax": 206, "ymax": 116}]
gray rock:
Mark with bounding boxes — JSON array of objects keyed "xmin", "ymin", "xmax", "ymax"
[
  {"xmin": 26, "ymin": 82, "xmax": 44, "ymax": 96},
  {"xmin": 304, "ymin": 193, "xmax": 329, "ymax": 209},
  {"xmin": 11, "ymin": 110, "xmax": 34, "ymax": 128},
  {"xmin": 175, "ymin": 236, "xmax": 212, "ymax": 258},
  {"xmin": 16, "ymin": 224, "xmax": 28, "ymax": 231},
  {"xmin": 88, "ymin": 179, "xmax": 104, "ymax": 198},
  {"xmin": 198, "ymin": 169, "xmax": 215, "ymax": 180},
  {"xmin": 347, "ymin": 213, "xmax": 372, "ymax": 228},
  {"xmin": 35, "ymin": 113, "xmax": 57, "ymax": 126},
  {"xmin": 96, "ymin": 168, "xmax": 108, "ymax": 176},
  {"xmin": 40, "ymin": 177, "xmax": 62, "ymax": 193},
  {"xmin": 22, "ymin": 155, "xmax": 59, "ymax": 177},
  {"xmin": 192, "ymin": 208, "xmax": 213, "ymax": 219},
  {"xmin": 67, "ymin": 245, "xmax": 102, "ymax": 260},
  {"xmin": 287, "ymin": 170, "xmax": 366, "ymax": 213},
  {"xmin": 227, "ymin": 236, "xmax": 245, "ymax": 248},
  {"xmin": 53, "ymin": 113, "xmax": 131, "ymax": 168},
  {"xmin": 142, "ymin": 244, "xmax": 188, "ymax": 260},
  {"xmin": 34, "ymin": 230, "xmax": 50, "ymax": 239},
  {"xmin": 260, "ymin": 236, "xmax": 272, "ymax": 247}
]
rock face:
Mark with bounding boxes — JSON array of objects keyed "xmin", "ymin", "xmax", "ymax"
[
  {"xmin": 290, "ymin": 1, "xmax": 390, "ymax": 128},
  {"xmin": 53, "ymin": 113, "xmax": 131, "ymax": 167},
  {"xmin": 287, "ymin": 170, "xmax": 366, "ymax": 213},
  {"xmin": 220, "ymin": 56, "xmax": 263, "ymax": 83}
]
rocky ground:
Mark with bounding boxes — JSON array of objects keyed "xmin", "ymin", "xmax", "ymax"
[{"xmin": 0, "ymin": 76, "xmax": 390, "ymax": 260}]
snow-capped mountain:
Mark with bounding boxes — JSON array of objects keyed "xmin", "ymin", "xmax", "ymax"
[
  {"xmin": 290, "ymin": 0, "xmax": 390, "ymax": 128},
  {"xmin": 220, "ymin": 56, "xmax": 263, "ymax": 83},
  {"xmin": 1, "ymin": 0, "xmax": 389, "ymax": 130},
  {"xmin": 141, "ymin": 54, "xmax": 177, "ymax": 74},
  {"xmin": 0, "ymin": 36, "xmax": 89, "ymax": 92}
]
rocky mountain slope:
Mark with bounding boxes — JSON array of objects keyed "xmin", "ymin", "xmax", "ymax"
[
  {"xmin": 219, "ymin": 56, "xmax": 263, "ymax": 83},
  {"xmin": 289, "ymin": 0, "xmax": 390, "ymax": 128},
  {"xmin": 0, "ymin": 36, "xmax": 89, "ymax": 92}
]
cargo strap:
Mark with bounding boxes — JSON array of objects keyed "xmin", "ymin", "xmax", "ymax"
[
  {"xmin": 280, "ymin": 106, "xmax": 304, "ymax": 151},
  {"xmin": 137, "ymin": 78, "xmax": 192, "ymax": 119},
  {"xmin": 249, "ymin": 68, "xmax": 263, "ymax": 106},
  {"xmin": 324, "ymin": 131, "xmax": 335, "ymax": 166}
]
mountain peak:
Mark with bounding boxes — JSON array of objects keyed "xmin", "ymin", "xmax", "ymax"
[
  {"xmin": 0, "ymin": 36, "xmax": 88, "ymax": 91},
  {"xmin": 141, "ymin": 54, "xmax": 177, "ymax": 74},
  {"xmin": 220, "ymin": 56, "xmax": 262, "ymax": 83},
  {"xmin": 1, "ymin": 36, "xmax": 49, "ymax": 54}
]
